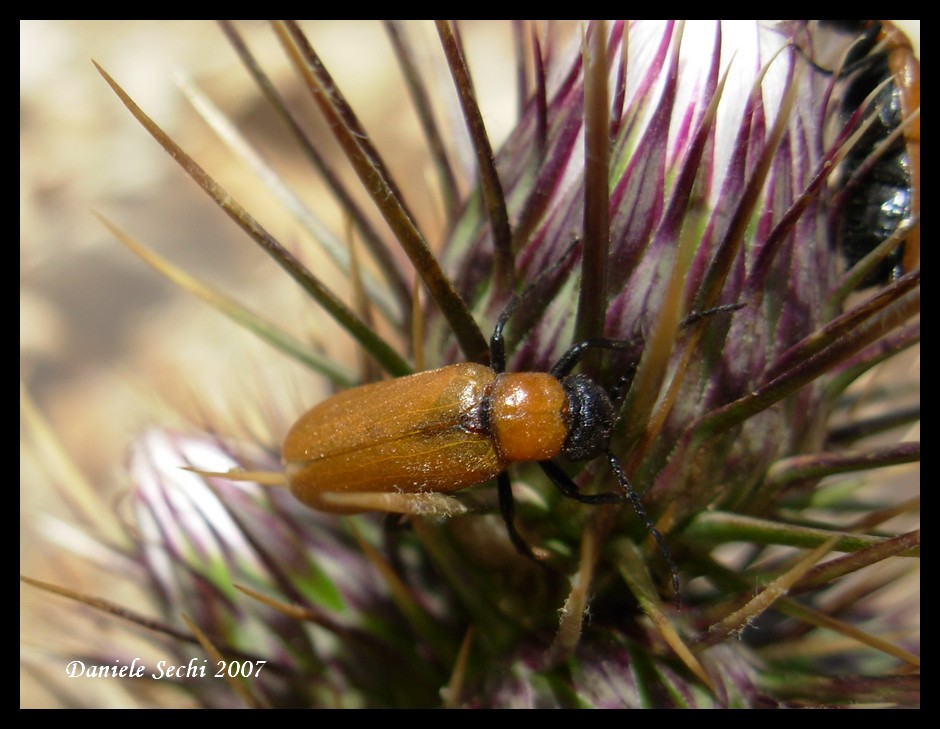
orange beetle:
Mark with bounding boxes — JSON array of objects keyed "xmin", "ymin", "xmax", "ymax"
[
  {"xmin": 249, "ymin": 279, "xmax": 745, "ymax": 607},
  {"xmin": 276, "ymin": 285, "xmax": 743, "ymax": 600},
  {"xmin": 283, "ymin": 363, "xmax": 571, "ymax": 516},
  {"xmin": 280, "ymin": 293, "xmax": 665, "ymax": 570}
]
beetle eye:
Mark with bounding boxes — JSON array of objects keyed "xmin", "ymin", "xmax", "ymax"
[{"xmin": 560, "ymin": 375, "xmax": 614, "ymax": 462}]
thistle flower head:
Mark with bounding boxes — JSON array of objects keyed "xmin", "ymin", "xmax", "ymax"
[{"xmin": 22, "ymin": 21, "xmax": 919, "ymax": 708}]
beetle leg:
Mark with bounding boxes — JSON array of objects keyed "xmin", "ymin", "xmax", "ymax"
[
  {"xmin": 496, "ymin": 472, "xmax": 547, "ymax": 562},
  {"xmin": 550, "ymin": 337, "xmax": 641, "ymax": 378},
  {"xmin": 490, "ymin": 239, "xmax": 581, "ymax": 374},
  {"xmin": 551, "ymin": 304, "xmax": 744, "ymax": 379},
  {"xmin": 489, "ymin": 297, "xmax": 521, "ymax": 374},
  {"xmin": 537, "ymin": 459, "xmax": 623, "ymax": 505}
]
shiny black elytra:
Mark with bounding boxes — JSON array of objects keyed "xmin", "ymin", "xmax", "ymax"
[{"xmin": 817, "ymin": 20, "xmax": 920, "ymax": 286}]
